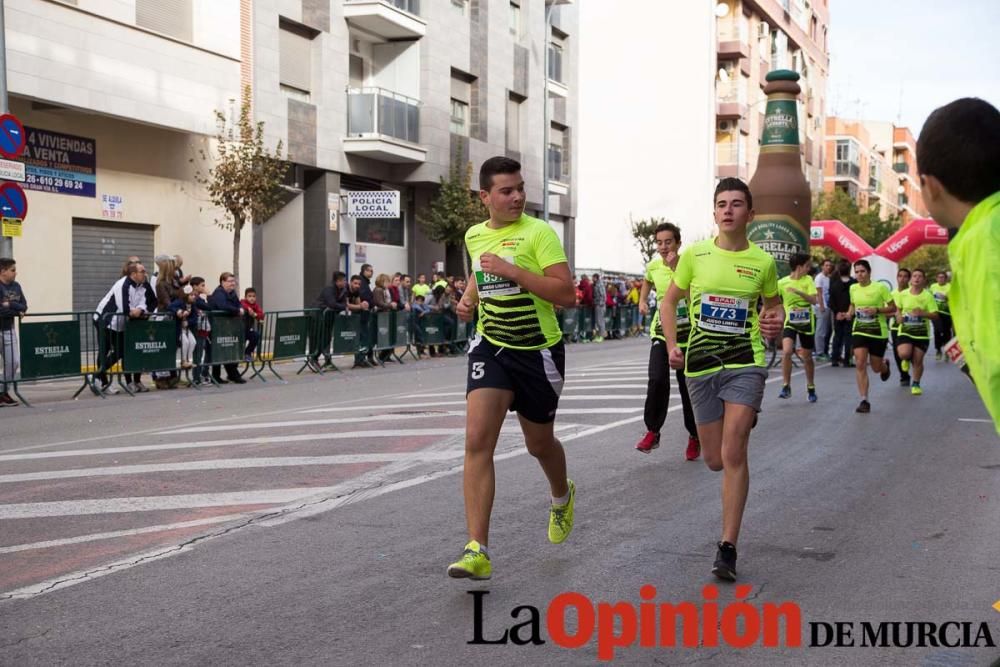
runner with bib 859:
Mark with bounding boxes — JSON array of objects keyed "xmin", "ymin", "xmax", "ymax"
[
  {"xmin": 447, "ymin": 157, "xmax": 578, "ymax": 581},
  {"xmin": 659, "ymin": 177, "xmax": 784, "ymax": 581}
]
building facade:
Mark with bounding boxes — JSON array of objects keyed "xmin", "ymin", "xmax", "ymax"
[
  {"xmin": 714, "ymin": 0, "xmax": 830, "ymax": 193},
  {"xmin": 5, "ymin": 0, "xmax": 578, "ymax": 312},
  {"xmin": 823, "ymin": 117, "xmax": 928, "ymax": 223}
]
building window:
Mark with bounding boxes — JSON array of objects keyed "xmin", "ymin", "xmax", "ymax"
[
  {"xmin": 506, "ymin": 93, "xmax": 523, "ymax": 152},
  {"xmin": 835, "ymin": 139, "xmax": 861, "ymax": 179},
  {"xmin": 452, "ymin": 0, "xmax": 468, "ymax": 14},
  {"xmin": 450, "ymin": 99, "xmax": 469, "ymax": 136},
  {"xmin": 548, "ymin": 35, "xmax": 565, "ymax": 83},
  {"xmin": 548, "ymin": 125, "xmax": 566, "ymax": 182},
  {"xmin": 509, "ymin": 1, "xmax": 521, "ymax": 37},
  {"xmin": 357, "ymin": 213, "xmax": 405, "ymax": 247},
  {"xmin": 279, "ymin": 19, "xmax": 317, "ymax": 98},
  {"xmin": 136, "ymin": 0, "xmax": 192, "ymax": 42}
]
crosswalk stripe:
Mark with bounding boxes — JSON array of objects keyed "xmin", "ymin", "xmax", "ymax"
[{"xmin": 157, "ymin": 412, "xmax": 462, "ymax": 434}]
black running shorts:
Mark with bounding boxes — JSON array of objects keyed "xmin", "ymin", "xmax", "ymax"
[
  {"xmin": 782, "ymin": 327, "xmax": 815, "ymax": 350},
  {"xmin": 853, "ymin": 336, "xmax": 888, "ymax": 358},
  {"xmin": 466, "ymin": 335, "xmax": 565, "ymax": 424}
]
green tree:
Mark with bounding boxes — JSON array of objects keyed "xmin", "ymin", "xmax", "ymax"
[
  {"xmin": 629, "ymin": 215, "xmax": 669, "ymax": 267},
  {"xmin": 417, "ymin": 142, "xmax": 488, "ymax": 277},
  {"xmin": 810, "ymin": 189, "xmax": 900, "ymax": 262},
  {"xmin": 901, "ymin": 245, "xmax": 950, "ymax": 274},
  {"xmin": 194, "ymin": 87, "xmax": 289, "ymax": 282}
]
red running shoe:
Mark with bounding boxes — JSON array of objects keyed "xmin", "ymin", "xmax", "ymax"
[
  {"xmin": 685, "ymin": 436, "xmax": 701, "ymax": 461},
  {"xmin": 636, "ymin": 431, "xmax": 660, "ymax": 453}
]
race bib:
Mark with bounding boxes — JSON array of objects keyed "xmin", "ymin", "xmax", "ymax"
[
  {"xmin": 676, "ymin": 299, "xmax": 689, "ymax": 325},
  {"xmin": 789, "ymin": 307, "xmax": 811, "ymax": 325},
  {"xmin": 933, "ymin": 292, "xmax": 947, "ymax": 303},
  {"xmin": 698, "ymin": 294, "xmax": 749, "ymax": 334},
  {"xmin": 902, "ymin": 314, "xmax": 923, "ymax": 326},
  {"xmin": 856, "ymin": 310, "xmax": 876, "ymax": 323},
  {"xmin": 474, "ymin": 258, "xmax": 521, "ymax": 298}
]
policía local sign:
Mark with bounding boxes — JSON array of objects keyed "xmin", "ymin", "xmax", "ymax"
[{"xmin": 346, "ymin": 190, "xmax": 400, "ymax": 218}]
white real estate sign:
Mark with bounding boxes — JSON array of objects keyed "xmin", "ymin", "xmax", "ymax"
[{"xmin": 347, "ymin": 190, "xmax": 400, "ymax": 218}]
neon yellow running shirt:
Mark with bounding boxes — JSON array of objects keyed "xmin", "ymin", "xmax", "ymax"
[
  {"xmin": 645, "ymin": 257, "xmax": 690, "ymax": 347},
  {"xmin": 465, "ymin": 214, "xmax": 567, "ymax": 350},
  {"xmin": 778, "ymin": 274, "xmax": 817, "ymax": 334},
  {"xmin": 930, "ymin": 282, "xmax": 951, "ymax": 314},
  {"xmin": 671, "ymin": 238, "xmax": 779, "ymax": 377},
  {"xmin": 895, "ymin": 288, "xmax": 937, "ymax": 339},
  {"xmin": 850, "ymin": 282, "xmax": 892, "ymax": 339},
  {"xmin": 948, "ymin": 189, "xmax": 1000, "ymax": 435}
]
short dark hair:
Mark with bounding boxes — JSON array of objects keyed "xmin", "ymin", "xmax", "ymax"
[
  {"xmin": 937, "ymin": 271, "xmax": 948, "ymax": 277},
  {"xmin": 0, "ymin": 258, "xmax": 14, "ymax": 272},
  {"xmin": 244, "ymin": 287, "xmax": 256, "ymax": 296},
  {"xmin": 714, "ymin": 177, "xmax": 753, "ymax": 209},
  {"xmin": 789, "ymin": 252, "xmax": 811, "ymax": 271},
  {"xmin": 837, "ymin": 259, "xmax": 851, "ymax": 277},
  {"xmin": 350, "ymin": 274, "xmax": 362, "ymax": 283},
  {"xmin": 911, "ymin": 267, "xmax": 927, "ymax": 277},
  {"xmin": 361, "ymin": 263, "xmax": 372, "ymax": 274},
  {"xmin": 853, "ymin": 259, "xmax": 872, "ymax": 273},
  {"xmin": 219, "ymin": 272, "xmax": 234, "ymax": 284},
  {"xmin": 479, "ymin": 156, "xmax": 521, "ymax": 191},
  {"xmin": 897, "ymin": 267, "xmax": 911, "ymax": 277},
  {"xmin": 415, "ymin": 294, "xmax": 425, "ymax": 302},
  {"xmin": 654, "ymin": 221, "xmax": 681, "ymax": 243},
  {"xmin": 917, "ymin": 98, "xmax": 1000, "ymax": 204},
  {"xmin": 401, "ymin": 273, "xmax": 411, "ymax": 281},
  {"xmin": 190, "ymin": 276, "xmax": 205, "ymax": 287},
  {"xmin": 432, "ymin": 285, "xmax": 446, "ymax": 299},
  {"xmin": 333, "ymin": 271, "xmax": 347, "ymax": 283}
]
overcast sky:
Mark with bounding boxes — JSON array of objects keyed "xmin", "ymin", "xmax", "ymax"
[{"xmin": 826, "ymin": 0, "xmax": 1000, "ymax": 132}]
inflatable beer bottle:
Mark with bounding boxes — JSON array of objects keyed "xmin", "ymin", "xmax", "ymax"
[{"xmin": 748, "ymin": 69, "xmax": 811, "ymax": 277}]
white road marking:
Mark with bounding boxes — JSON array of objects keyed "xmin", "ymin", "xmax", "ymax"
[
  {"xmin": 957, "ymin": 418, "xmax": 993, "ymax": 424},
  {"xmin": 157, "ymin": 412, "xmax": 462, "ymax": 434}
]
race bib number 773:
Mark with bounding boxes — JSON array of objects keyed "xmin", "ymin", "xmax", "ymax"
[{"xmin": 698, "ymin": 294, "xmax": 750, "ymax": 334}]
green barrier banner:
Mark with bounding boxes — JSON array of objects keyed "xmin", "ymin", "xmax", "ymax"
[
  {"xmin": 273, "ymin": 316, "xmax": 308, "ymax": 360},
  {"xmin": 580, "ymin": 309, "xmax": 593, "ymax": 335},
  {"xmin": 422, "ymin": 313, "xmax": 445, "ymax": 344},
  {"xmin": 394, "ymin": 312, "xmax": 410, "ymax": 346},
  {"xmin": 560, "ymin": 309, "xmax": 578, "ymax": 336},
  {"xmin": 19, "ymin": 320, "xmax": 81, "ymax": 379},
  {"xmin": 453, "ymin": 314, "xmax": 468, "ymax": 343},
  {"xmin": 333, "ymin": 314, "xmax": 361, "ymax": 354},
  {"xmin": 210, "ymin": 316, "xmax": 244, "ymax": 365},
  {"xmin": 124, "ymin": 319, "xmax": 177, "ymax": 372},
  {"xmin": 376, "ymin": 311, "xmax": 393, "ymax": 349}
]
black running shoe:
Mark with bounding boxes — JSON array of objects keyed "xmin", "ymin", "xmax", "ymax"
[
  {"xmin": 855, "ymin": 399, "xmax": 871, "ymax": 413},
  {"xmin": 712, "ymin": 541, "xmax": 738, "ymax": 581},
  {"xmin": 880, "ymin": 365, "xmax": 891, "ymax": 382}
]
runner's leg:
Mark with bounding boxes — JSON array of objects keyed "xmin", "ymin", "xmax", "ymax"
[
  {"xmin": 781, "ymin": 335, "xmax": 795, "ymax": 387},
  {"xmin": 855, "ymin": 346, "xmax": 870, "ymax": 398},
  {"xmin": 643, "ymin": 342, "xmax": 670, "ymax": 433},
  {"xmin": 519, "ymin": 416, "xmax": 569, "ymax": 499},
  {"xmin": 911, "ymin": 345, "xmax": 926, "ymax": 383},
  {"xmin": 676, "ymin": 367, "xmax": 699, "ymax": 440},
  {"xmin": 720, "ymin": 402, "xmax": 755, "ymax": 545},
  {"xmin": 464, "ymin": 388, "xmax": 514, "ymax": 545}
]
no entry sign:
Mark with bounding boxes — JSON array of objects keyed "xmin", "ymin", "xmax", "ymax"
[
  {"xmin": 0, "ymin": 181, "xmax": 28, "ymax": 222},
  {"xmin": 0, "ymin": 114, "xmax": 26, "ymax": 159}
]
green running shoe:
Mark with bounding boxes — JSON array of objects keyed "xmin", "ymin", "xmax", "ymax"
[
  {"xmin": 447, "ymin": 540, "xmax": 491, "ymax": 580},
  {"xmin": 548, "ymin": 480, "xmax": 576, "ymax": 544},
  {"xmin": 901, "ymin": 359, "xmax": 910, "ymax": 373}
]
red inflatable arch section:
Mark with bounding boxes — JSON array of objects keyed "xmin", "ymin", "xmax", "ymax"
[{"xmin": 809, "ymin": 218, "xmax": 948, "ymax": 262}]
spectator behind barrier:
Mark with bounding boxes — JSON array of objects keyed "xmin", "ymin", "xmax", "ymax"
[
  {"xmin": 190, "ymin": 277, "xmax": 211, "ymax": 385},
  {"xmin": 0, "ymin": 257, "xmax": 27, "ymax": 407},
  {"xmin": 241, "ymin": 287, "xmax": 264, "ymax": 362},
  {"xmin": 208, "ymin": 272, "xmax": 246, "ymax": 385},
  {"xmin": 168, "ymin": 286, "xmax": 197, "ymax": 373}
]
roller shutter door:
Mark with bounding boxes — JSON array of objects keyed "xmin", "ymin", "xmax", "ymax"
[{"xmin": 72, "ymin": 219, "xmax": 155, "ymax": 313}]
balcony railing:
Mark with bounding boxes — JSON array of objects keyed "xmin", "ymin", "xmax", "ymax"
[
  {"xmin": 346, "ymin": 0, "xmax": 420, "ymax": 15},
  {"xmin": 347, "ymin": 87, "xmax": 420, "ymax": 144},
  {"xmin": 893, "ymin": 162, "xmax": 909, "ymax": 173},
  {"xmin": 835, "ymin": 161, "xmax": 861, "ymax": 180}
]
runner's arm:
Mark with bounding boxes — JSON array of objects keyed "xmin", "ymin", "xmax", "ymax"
[
  {"xmin": 479, "ymin": 253, "xmax": 575, "ymax": 308},
  {"xmin": 457, "ymin": 273, "xmax": 478, "ymax": 322},
  {"xmin": 759, "ymin": 294, "xmax": 784, "ymax": 339},
  {"xmin": 639, "ymin": 279, "xmax": 652, "ymax": 315}
]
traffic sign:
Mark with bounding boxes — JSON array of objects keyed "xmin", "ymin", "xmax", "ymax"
[
  {"xmin": 0, "ymin": 158, "xmax": 26, "ymax": 182},
  {"xmin": 0, "ymin": 114, "xmax": 26, "ymax": 159},
  {"xmin": 0, "ymin": 181, "xmax": 28, "ymax": 221},
  {"xmin": 1, "ymin": 217, "xmax": 21, "ymax": 237}
]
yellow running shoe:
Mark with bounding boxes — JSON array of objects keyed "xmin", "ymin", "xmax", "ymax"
[
  {"xmin": 447, "ymin": 540, "xmax": 491, "ymax": 580},
  {"xmin": 548, "ymin": 479, "xmax": 576, "ymax": 544},
  {"xmin": 911, "ymin": 383, "xmax": 923, "ymax": 396},
  {"xmin": 901, "ymin": 359, "xmax": 911, "ymax": 373}
]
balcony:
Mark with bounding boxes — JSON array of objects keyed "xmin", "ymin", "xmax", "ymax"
[
  {"xmin": 343, "ymin": 0, "xmax": 426, "ymax": 40},
  {"xmin": 344, "ymin": 87, "xmax": 426, "ymax": 163},
  {"xmin": 834, "ymin": 160, "xmax": 861, "ymax": 180},
  {"xmin": 716, "ymin": 101, "xmax": 747, "ymax": 120}
]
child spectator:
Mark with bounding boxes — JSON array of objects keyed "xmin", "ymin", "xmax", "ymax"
[
  {"xmin": 168, "ymin": 286, "xmax": 197, "ymax": 372},
  {"xmin": 190, "ymin": 277, "xmax": 211, "ymax": 385},
  {"xmin": 411, "ymin": 293, "xmax": 430, "ymax": 357},
  {"xmin": 241, "ymin": 287, "xmax": 265, "ymax": 362}
]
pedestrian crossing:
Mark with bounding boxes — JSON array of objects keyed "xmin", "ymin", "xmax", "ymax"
[{"xmin": 0, "ymin": 353, "xmax": 664, "ymax": 599}]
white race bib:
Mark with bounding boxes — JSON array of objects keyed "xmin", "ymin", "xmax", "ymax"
[
  {"xmin": 473, "ymin": 258, "xmax": 521, "ymax": 298},
  {"xmin": 856, "ymin": 310, "xmax": 876, "ymax": 323},
  {"xmin": 676, "ymin": 299, "xmax": 689, "ymax": 325},
  {"xmin": 789, "ymin": 307, "xmax": 811, "ymax": 325},
  {"xmin": 698, "ymin": 294, "xmax": 749, "ymax": 334}
]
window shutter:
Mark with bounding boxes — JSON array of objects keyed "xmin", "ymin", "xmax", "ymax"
[
  {"xmin": 280, "ymin": 28, "xmax": 312, "ymax": 92},
  {"xmin": 136, "ymin": 0, "xmax": 192, "ymax": 42}
]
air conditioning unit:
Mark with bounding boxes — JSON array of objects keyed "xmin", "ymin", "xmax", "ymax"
[
  {"xmin": 757, "ymin": 22, "xmax": 770, "ymax": 39},
  {"xmin": 717, "ymin": 120, "xmax": 733, "ymax": 132}
]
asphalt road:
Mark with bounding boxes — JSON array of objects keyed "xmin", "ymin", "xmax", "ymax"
[{"xmin": 1, "ymin": 338, "xmax": 998, "ymax": 666}]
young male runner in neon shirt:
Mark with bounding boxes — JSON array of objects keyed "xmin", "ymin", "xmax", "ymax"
[
  {"xmin": 848, "ymin": 259, "xmax": 895, "ymax": 414},
  {"xmin": 636, "ymin": 222, "xmax": 700, "ymax": 460},
  {"xmin": 777, "ymin": 252, "xmax": 819, "ymax": 403},
  {"xmin": 448, "ymin": 157, "xmax": 578, "ymax": 580},
  {"xmin": 894, "ymin": 268, "xmax": 938, "ymax": 396},
  {"xmin": 660, "ymin": 177, "xmax": 783, "ymax": 581},
  {"xmin": 917, "ymin": 97, "xmax": 1000, "ymax": 434}
]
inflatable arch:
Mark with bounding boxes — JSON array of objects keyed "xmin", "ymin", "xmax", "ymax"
[{"xmin": 809, "ymin": 218, "xmax": 948, "ymax": 262}]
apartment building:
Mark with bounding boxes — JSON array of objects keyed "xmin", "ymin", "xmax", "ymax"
[
  {"xmin": 5, "ymin": 0, "xmax": 578, "ymax": 312},
  {"xmin": 823, "ymin": 117, "xmax": 928, "ymax": 223},
  {"xmin": 714, "ymin": 0, "xmax": 829, "ymax": 193}
]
